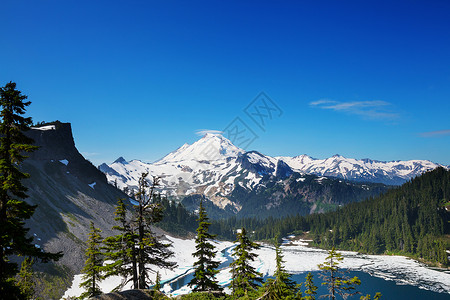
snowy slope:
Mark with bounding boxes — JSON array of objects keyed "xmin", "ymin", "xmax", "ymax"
[
  {"xmin": 99, "ymin": 134, "xmax": 445, "ymax": 211},
  {"xmin": 63, "ymin": 235, "xmax": 450, "ymax": 297},
  {"xmin": 99, "ymin": 134, "xmax": 260, "ymax": 210},
  {"xmin": 278, "ymin": 154, "xmax": 442, "ymax": 185}
]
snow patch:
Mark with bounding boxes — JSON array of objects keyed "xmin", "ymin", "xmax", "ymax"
[
  {"xmin": 32, "ymin": 125, "xmax": 55, "ymax": 131},
  {"xmin": 59, "ymin": 159, "xmax": 69, "ymax": 166}
]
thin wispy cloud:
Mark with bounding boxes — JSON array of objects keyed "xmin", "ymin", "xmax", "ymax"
[
  {"xmin": 419, "ymin": 129, "xmax": 450, "ymax": 138},
  {"xmin": 195, "ymin": 129, "xmax": 223, "ymax": 136},
  {"xmin": 310, "ymin": 99, "xmax": 399, "ymax": 121}
]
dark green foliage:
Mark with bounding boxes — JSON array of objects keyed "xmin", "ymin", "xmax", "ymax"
[
  {"xmin": 360, "ymin": 293, "xmax": 382, "ymax": 300},
  {"xmin": 318, "ymin": 248, "xmax": 361, "ymax": 300},
  {"xmin": 134, "ymin": 173, "xmax": 176, "ymax": 289},
  {"xmin": 0, "ymin": 82, "xmax": 62, "ymax": 297},
  {"xmin": 104, "ymin": 175, "xmax": 176, "ymax": 290},
  {"xmin": 219, "ymin": 168, "xmax": 450, "ymax": 265},
  {"xmin": 307, "ymin": 167, "xmax": 450, "ymax": 264},
  {"xmin": 260, "ymin": 241, "xmax": 301, "ymax": 299},
  {"xmin": 302, "ymin": 272, "xmax": 317, "ymax": 300},
  {"xmin": 33, "ymin": 267, "xmax": 71, "ymax": 300},
  {"xmin": 15, "ymin": 258, "xmax": 34, "ymax": 299},
  {"xmin": 153, "ymin": 271, "xmax": 161, "ymax": 292},
  {"xmin": 79, "ymin": 222, "xmax": 103, "ymax": 299},
  {"xmin": 189, "ymin": 200, "xmax": 222, "ymax": 292},
  {"xmin": 228, "ymin": 173, "xmax": 388, "ymax": 219},
  {"xmin": 180, "ymin": 291, "xmax": 227, "ymax": 299},
  {"xmin": 157, "ymin": 198, "xmax": 197, "ymax": 236},
  {"xmin": 102, "ymin": 198, "xmax": 139, "ymax": 290},
  {"xmin": 230, "ymin": 228, "xmax": 263, "ymax": 297}
]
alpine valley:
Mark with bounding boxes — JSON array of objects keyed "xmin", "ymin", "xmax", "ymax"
[
  {"xmin": 14, "ymin": 122, "xmax": 450, "ymax": 299},
  {"xmin": 99, "ymin": 133, "xmax": 446, "ymax": 219}
]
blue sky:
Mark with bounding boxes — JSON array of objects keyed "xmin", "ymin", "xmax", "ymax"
[{"xmin": 2, "ymin": 0, "xmax": 449, "ymax": 166}]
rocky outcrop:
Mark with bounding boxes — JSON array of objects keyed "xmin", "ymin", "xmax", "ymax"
[{"xmin": 21, "ymin": 122, "xmax": 128, "ymax": 290}]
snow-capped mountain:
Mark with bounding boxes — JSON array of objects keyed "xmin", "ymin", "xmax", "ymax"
[
  {"xmin": 158, "ymin": 133, "xmax": 244, "ymax": 163},
  {"xmin": 278, "ymin": 154, "xmax": 442, "ymax": 185},
  {"xmin": 99, "ymin": 134, "xmax": 250, "ymax": 210},
  {"xmin": 99, "ymin": 133, "xmax": 445, "ymax": 214}
]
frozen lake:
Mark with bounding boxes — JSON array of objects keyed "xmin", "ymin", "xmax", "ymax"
[{"xmin": 63, "ymin": 236, "xmax": 450, "ymax": 299}]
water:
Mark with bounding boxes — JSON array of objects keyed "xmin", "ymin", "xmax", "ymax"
[
  {"xmin": 166, "ymin": 245, "xmax": 450, "ymax": 299},
  {"xmin": 290, "ymin": 271, "xmax": 450, "ymax": 300},
  {"xmin": 168, "ymin": 247, "xmax": 235, "ymax": 291}
]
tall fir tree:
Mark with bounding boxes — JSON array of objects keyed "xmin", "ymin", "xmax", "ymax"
[
  {"xmin": 188, "ymin": 200, "xmax": 222, "ymax": 292},
  {"xmin": 318, "ymin": 247, "xmax": 361, "ymax": 300},
  {"xmin": 0, "ymin": 82, "xmax": 62, "ymax": 297},
  {"xmin": 230, "ymin": 227, "xmax": 263, "ymax": 297},
  {"xmin": 302, "ymin": 272, "xmax": 318, "ymax": 300},
  {"xmin": 15, "ymin": 257, "xmax": 35, "ymax": 300},
  {"xmin": 260, "ymin": 240, "xmax": 301, "ymax": 299},
  {"xmin": 79, "ymin": 222, "xmax": 103, "ymax": 299},
  {"xmin": 134, "ymin": 173, "xmax": 176, "ymax": 289},
  {"xmin": 102, "ymin": 198, "xmax": 139, "ymax": 290}
]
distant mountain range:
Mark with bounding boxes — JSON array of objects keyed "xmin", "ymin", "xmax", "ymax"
[{"xmin": 99, "ymin": 133, "xmax": 445, "ymax": 217}]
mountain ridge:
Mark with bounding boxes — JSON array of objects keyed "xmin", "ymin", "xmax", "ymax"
[
  {"xmin": 100, "ymin": 133, "xmax": 445, "ymax": 192},
  {"xmin": 98, "ymin": 133, "xmax": 444, "ymax": 217}
]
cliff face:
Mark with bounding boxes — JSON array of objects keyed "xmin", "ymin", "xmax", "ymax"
[
  {"xmin": 26, "ymin": 122, "xmax": 107, "ymax": 185},
  {"xmin": 21, "ymin": 122, "xmax": 127, "ymax": 284}
]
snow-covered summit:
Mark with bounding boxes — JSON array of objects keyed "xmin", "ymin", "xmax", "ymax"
[
  {"xmin": 158, "ymin": 133, "xmax": 244, "ymax": 163},
  {"xmin": 100, "ymin": 133, "xmax": 446, "ymax": 203},
  {"xmin": 278, "ymin": 154, "xmax": 443, "ymax": 185},
  {"xmin": 113, "ymin": 156, "xmax": 127, "ymax": 164}
]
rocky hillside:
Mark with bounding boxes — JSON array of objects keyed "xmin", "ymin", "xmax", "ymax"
[{"xmin": 22, "ymin": 122, "xmax": 127, "ymax": 280}]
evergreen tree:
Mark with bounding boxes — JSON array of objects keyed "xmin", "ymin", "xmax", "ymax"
[
  {"xmin": 302, "ymin": 272, "xmax": 317, "ymax": 300},
  {"xmin": 249, "ymin": 167, "xmax": 450, "ymax": 265},
  {"xmin": 318, "ymin": 248, "xmax": 361, "ymax": 300},
  {"xmin": 102, "ymin": 198, "xmax": 139, "ymax": 290},
  {"xmin": 360, "ymin": 293, "xmax": 382, "ymax": 300},
  {"xmin": 261, "ymin": 240, "xmax": 301, "ymax": 299},
  {"xmin": 15, "ymin": 257, "xmax": 34, "ymax": 299},
  {"xmin": 153, "ymin": 271, "xmax": 161, "ymax": 292},
  {"xmin": 134, "ymin": 173, "xmax": 176, "ymax": 289},
  {"xmin": 79, "ymin": 222, "xmax": 103, "ymax": 299},
  {"xmin": 0, "ymin": 82, "xmax": 62, "ymax": 297},
  {"xmin": 230, "ymin": 227, "xmax": 263, "ymax": 297},
  {"xmin": 188, "ymin": 200, "xmax": 222, "ymax": 292}
]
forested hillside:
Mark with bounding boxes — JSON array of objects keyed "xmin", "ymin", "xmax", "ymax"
[{"xmin": 211, "ymin": 167, "xmax": 450, "ymax": 265}]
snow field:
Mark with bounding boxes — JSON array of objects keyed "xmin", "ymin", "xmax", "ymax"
[{"xmin": 63, "ymin": 236, "xmax": 450, "ymax": 298}]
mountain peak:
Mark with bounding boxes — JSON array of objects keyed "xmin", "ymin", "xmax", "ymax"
[
  {"xmin": 158, "ymin": 133, "xmax": 244, "ymax": 163},
  {"xmin": 113, "ymin": 156, "xmax": 127, "ymax": 164},
  {"xmin": 200, "ymin": 132, "xmax": 228, "ymax": 142}
]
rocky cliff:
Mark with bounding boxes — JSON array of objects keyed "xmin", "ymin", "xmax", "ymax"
[{"xmin": 21, "ymin": 122, "xmax": 127, "ymax": 289}]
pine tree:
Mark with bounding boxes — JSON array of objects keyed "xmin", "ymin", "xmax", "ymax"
[
  {"xmin": 153, "ymin": 271, "xmax": 161, "ymax": 292},
  {"xmin": 102, "ymin": 198, "xmax": 139, "ymax": 290},
  {"xmin": 134, "ymin": 173, "xmax": 176, "ymax": 289},
  {"xmin": 0, "ymin": 82, "xmax": 62, "ymax": 297},
  {"xmin": 188, "ymin": 200, "xmax": 222, "ymax": 292},
  {"xmin": 261, "ymin": 240, "xmax": 301, "ymax": 299},
  {"xmin": 318, "ymin": 247, "xmax": 361, "ymax": 300},
  {"xmin": 302, "ymin": 272, "xmax": 317, "ymax": 300},
  {"xmin": 79, "ymin": 222, "xmax": 103, "ymax": 299},
  {"xmin": 15, "ymin": 257, "xmax": 35, "ymax": 299},
  {"xmin": 360, "ymin": 293, "xmax": 382, "ymax": 300},
  {"xmin": 230, "ymin": 227, "xmax": 263, "ymax": 297}
]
